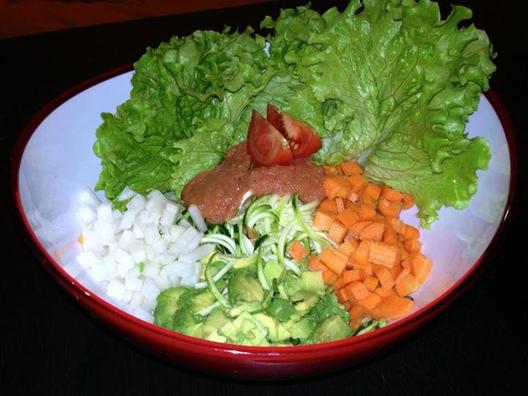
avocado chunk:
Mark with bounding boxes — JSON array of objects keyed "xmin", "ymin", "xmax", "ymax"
[
  {"xmin": 254, "ymin": 313, "xmax": 291, "ymax": 343},
  {"xmin": 311, "ymin": 314, "xmax": 352, "ymax": 343},
  {"xmin": 265, "ymin": 297, "xmax": 296, "ymax": 322},
  {"xmin": 154, "ymin": 286, "xmax": 190, "ymax": 329},
  {"xmin": 220, "ymin": 311, "xmax": 268, "ymax": 346},
  {"xmin": 228, "ymin": 269, "xmax": 264, "ymax": 304}
]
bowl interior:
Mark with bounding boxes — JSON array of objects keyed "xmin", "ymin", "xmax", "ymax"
[{"xmin": 17, "ymin": 71, "xmax": 511, "ymax": 323}]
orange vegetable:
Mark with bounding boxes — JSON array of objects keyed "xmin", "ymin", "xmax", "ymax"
[
  {"xmin": 381, "ymin": 185, "xmax": 403, "ymax": 202},
  {"xmin": 347, "ymin": 174, "xmax": 368, "ymax": 193},
  {"xmin": 383, "ymin": 224, "xmax": 399, "ymax": 245},
  {"xmin": 403, "ymin": 224, "xmax": 420, "ymax": 240},
  {"xmin": 401, "ymin": 193, "xmax": 414, "ymax": 209},
  {"xmin": 327, "ymin": 221, "xmax": 348, "ymax": 243},
  {"xmin": 289, "ymin": 240, "xmax": 307, "ymax": 263},
  {"xmin": 342, "ymin": 269, "xmax": 364, "ymax": 284},
  {"xmin": 378, "ymin": 198, "xmax": 402, "ymax": 218},
  {"xmin": 336, "ymin": 288, "xmax": 349, "ymax": 303},
  {"xmin": 368, "ymin": 241, "xmax": 400, "ymax": 268},
  {"xmin": 339, "ymin": 161, "xmax": 363, "ymax": 175},
  {"xmin": 405, "ymin": 239, "xmax": 422, "ymax": 252},
  {"xmin": 348, "ymin": 305, "xmax": 368, "ymax": 328},
  {"xmin": 411, "ymin": 253, "xmax": 433, "ymax": 283},
  {"xmin": 319, "ymin": 198, "xmax": 338, "ymax": 214},
  {"xmin": 349, "ymin": 220, "xmax": 373, "ymax": 239},
  {"xmin": 337, "ymin": 239, "xmax": 358, "ymax": 256},
  {"xmin": 335, "ymin": 197, "xmax": 346, "ymax": 213},
  {"xmin": 373, "ymin": 295, "xmax": 414, "ymax": 319},
  {"xmin": 394, "ymin": 273, "xmax": 420, "ymax": 297},
  {"xmin": 359, "ymin": 222, "xmax": 385, "ymax": 241},
  {"xmin": 336, "ymin": 207, "xmax": 360, "ymax": 228},
  {"xmin": 375, "ymin": 287, "xmax": 395, "ymax": 298},
  {"xmin": 358, "ymin": 204, "xmax": 377, "ymax": 220},
  {"xmin": 372, "ymin": 265, "xmax": 395, "ymax": 289},
  {"xmin": 344, "ymin": 281, "xmax": 370, "ymax": 301},
  {"xmin": 323, "ymin": 165, "xmax": 339, "ymax": 176},
  {"xmin": 313, "ymin": 209, "xmax": 335, "ymax": 231},
  {"xmin": 363, "ymin": 276, "xmax": 379, "ymax": 292},
  {"xmin": 358, "ymin": 293, "xmax": 382, "ymax": 312},
  {"xmin": 349, "ymin": 240, "xmax": 370, "ymax": 267},
  {"xmin": 308, "ymin": 256, "xmax": 327, "ymax": 272},
  {"xmin": 319, "ymin": 247, "xmax": 348, "ymax": 276},
  {"xmin": 323, "ymin": 176, "xmax": 351, "ymax": 199},
  {"xmin": 322, "ymin": 269, "xmax": 338, "ymax": 285}
]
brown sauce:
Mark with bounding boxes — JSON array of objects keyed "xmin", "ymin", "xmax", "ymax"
[{"xmin": 182, "ymin": 143, "xmax": 325, "ymax": 224}]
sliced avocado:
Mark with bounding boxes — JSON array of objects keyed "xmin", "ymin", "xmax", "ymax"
[
  {"xmin": 254, "ymin": 313, "xmax": 291, "ymax": 343},
  {"xmin": 233, "ymin": 254, "xmax": 257, "ymax": 269},
  {"xmin": 287, "ymin": 316, "xmax": 317, "ymax": 341},
  {"xmin": 263, "ymin": 260, "xmax": 283, "ymax": 284},
  {"xmin": 202, "ymin": 307, "xmax": 230, "ymax": 337},
  {"xmin": 228, "ymin": 270, "xmax": 264, "ymax": 304},
  {"xmin": 171, "ymin": 310, "xmax": 203, "ymax": 337},
  {"xmin": 178, "ymin": 288, "xmax": 216, "ymax": 315},
  {"xmin": 154, "ymin": 286, "xmax": 190, "ymax": 329},
  {"xmin": 205, "ymin": 329, "xmax": 227, "ymax": 343},
  {"xmin": 220, "ymin": 311, "xmax": 268, "ymax": 346},
  {"xmin": 294, "ymin": 294, "xmax": 319, "ymax": 315},
  {"xmin": 300, "ymin": 271, "xmax": 325, "ymax": 293},
  {"xmin": 265, "ymin": 297, "xmax": 296, "ymax": 322},
  {"xmin": 310, "ymin": 314, "xmax": 352, "ymax": 343}
]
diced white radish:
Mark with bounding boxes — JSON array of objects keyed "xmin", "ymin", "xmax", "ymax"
[
  {"xmin": 133, "ymin": 308, "xmax": 153, "ymax": 323},
  {"xmin": 146, "ymin": 190, "xmax": 167, "ymax": 212},
  {"xmin": 96, "ymin": 202, "xmax": 113, "ymax": 223},
  {"xmin": 143, "ymin": 225, "xmax": 161, "ymax": 244},
  {"xmin": 93, "ymin": 220, "xmax": 115, "ymax": 246},
  {"xmin": 76, "ymin": 205, "xmax": 97, "ymax": 226},
  {"xmin": 119, "ymin": 209, "xmax": 137, "ymax": 230},
  {"xmin": 130, "ymin": 292, "xmax": 144, "ymax": 310},
  {"xmin": 118, "ymin": 187, "xmax": 137, "ymax": 202},
  {"xmin": 142, "ymin": 279, "xmax": 160, "ymax": 303},
  {"xmin": 78, "ymin": 188, "xmax": 101, "ymax": 207},
  {"xmin": 188, "ymin": 204, "xmax": 207, "ymax": 232},
  {"xmin": 124, "ymin": 273, "xmax": 143, "ymax": 292},
  {"xmin": 77, "ymin": 251, "xmax": 100, "ymax": 269},
  {"xmin": 160, "ymin": 202, "xmax": 180, "ymax": 227},
  {"xmin": 81, "ymin": 229, "xmax": 104, "ymax": 253},
  {"xmin": 132, "ymin": 222, "xmax": 144, "ymax": 239},
  {"xmin": 169, "ymin": 225, "xmax": 185, "ymax": 242},
  {"xmin": 106, "ymin": 279, "xmax": 126, "ymax": 300},
  {"xmin": 126, "ymin": 194, "xmax": 146, "ymax": 212},
  {"xmin": 169, "ymin": 226, "xmax": 201, "ymax": 256}
]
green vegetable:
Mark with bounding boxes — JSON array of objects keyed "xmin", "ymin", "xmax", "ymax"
[
  {"xmin": 95, "ymin": 0, "xmax": 494, "ymax": 227},
  {"xmin": 264, "ymin": 0, "xmax": 495, "ymax": 226},
  {"xmin": 153, "ymin": 194, "xmax": 354, "ymax": 345}
]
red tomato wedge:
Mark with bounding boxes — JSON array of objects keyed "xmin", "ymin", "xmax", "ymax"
[
  {"xmin": 266, "ymin": 104, "xmax": 322, "ymax": 159},
  {"xmin": 247, "ymin": 110, "xmax": 293, "ymax": 167}
]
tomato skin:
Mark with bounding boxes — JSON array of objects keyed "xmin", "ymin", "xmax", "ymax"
[
  {"xmin": 247, "ymin": 110, "xmax": 293, "ymax": 167},
  {"xmin": 266, "ymin": 103, "xmax": 322, "ymax": 159}
]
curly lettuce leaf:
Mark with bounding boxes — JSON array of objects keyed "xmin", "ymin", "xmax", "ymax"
[{"xmin": 264, "ymin": 0, "xmax": 495, "ymax": 226}]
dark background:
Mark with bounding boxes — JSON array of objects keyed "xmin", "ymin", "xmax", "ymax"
[{"xmin": 1, "ymin": 0, "xmax": 526, "ymax": 394}]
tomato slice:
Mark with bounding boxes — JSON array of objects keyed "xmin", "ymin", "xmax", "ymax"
[
  {"xmin": 247, "ymin": 110, "xmax": 293, "ymax": 167},
  {"xmin": 266, "ymin": 103, "xmax": 322, "ymax": 159}
]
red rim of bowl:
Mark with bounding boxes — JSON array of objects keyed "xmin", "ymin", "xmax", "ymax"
[{"xmin": 9, "ymin": 66, "xmax": 518, "ymax": 360}]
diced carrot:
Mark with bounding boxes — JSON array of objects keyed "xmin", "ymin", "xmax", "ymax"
[
  {"xmin": 395, "ymin": 267, "xmax": 410, "ymax": 284},
  {"xmin": 348, "ymin": 191, "xmax": 359, "ymax": 203},
  {"xmin": 319, "ymin": 198, "xmax": 338, "ymax": 214},
  {"xmin": 337, "ymin": 239, "xmax": 358, "ymax": 256},
  {"xmin": 389, "ymin": 263, "xmax": 403, "ymax": 280},
  {"xmin": 327, "ymin": 220, "xmax": 348, "ymax": 243},
  {"xmin": 319, "ymin": 247, "xmax": 348, "ymax": 275},
  {"xmin": 344, "ymin": 281, "xmax": 370, "ymax": 301},
  {"xmin": 335, "ymin": 197, "xmax": 345, "ymax": 213},
  {"xmin": 308, "ymin": 256, "xmax": 327, "ymax": 272},
  {"xmin": 347, "ymin": 174, "xmax": 368, "ymax": 193},
  {"xmin": 373, "ymin": 265, "xmax": 395, "ymax": 289},
  {"xmin": 336, "ymin": 287, "xmax": 348, "ymax": 303},
  {"xmin": 313, "ymin": 209, "xmax": 335, "ymax": 231},
  {"xmin": 349, "ymin": 220, "xmax": 373, "ymax": 239},
  {"xmin": 401, "ymin": 258, "xmax": 411, "ymax": 270},
  {"xmin": 368, "ymin": 241, "xmax": 400, "ymax": 268},
  {"xmin": 342, "ymin": 269, "xmax": 364, "ymax": 284},
  {"xmin": 343, "ymin": 301, "xmax": 352, "ymax": 311},
  {"xmin": 289, "ymin": 240, "xmax": 308, "ymax": 263},
  {"xmin": 362, "ymin": 183, "xmax": 381, "ymax": 202},
  {"xmin": 385, "ymin": 217, "xmax": 404, "ymax": 234},
  {"xmin": 358, "ymin": 204, "xmax": 377, "ymax": 220},
  {"xmin": 348, "ymin": 305, "xmax": 368, "ymax": 328},
  {"xmin": 411, "ymin": 253, "xmax": 433, "ymax": 284},
  {"xmin": 323, "ymin": 176, "xmax": 351, "ymax": 199},
  {"xmin": 373, "ymin": 295, "xmax": 414, "ymax": 319},
  {"xmin": 394, "ymin": 273, "xmax": 420, "ymax": 297},
  {"xmin": 334, "ymin": 276, "xmax": 347, "ymax": 290},
  {"xmin": 405, "ymin": 239, "xmax": 422, "ymax": 252},
  {"xmin": 359, "ymin": 222, "xmax": 385, "ymax": 241},
  {"xmin": 336, "ymin": 207, "xmax": 359, "ymax": 228},
  {"xmin": 402, "ymin": 224, "xmax": 420, "ymax": 240},
  {"xmin": 363, "ymin": 276, "xmax": 379, "ymax": 292},
  {"xmin": 375, "ymin": 287, "xmax": 395, "ymax": 298},
  {"xmin": 401, "ymin": 193, "xmax": 414, "ymax": 209},
  {"xmin": 399, "ymin": 247, "xmax": 410, "ymax": 261},
  {"xmin": 383, "ymin": 224, "xmax": 399, "ymax": 245},
  {"xmin": 323, "ymin": 165, "xmax": 340, "ymax": 176},
  {"xmin": 349, "ymin": 240, "xmax": 370, "ymax": 267},
  {"xmin": 378, "ymin": 198, "xmax": 402, "ymax": 218},
  {"xmin": 352, "ymin": 262, "xmax": 373, "ymax": 277},
  {"xmin": 358, "ymin": 293, "xmax": 382, "ymax": 312},
  {"xmin": 322, "ymin": 269, "xmax": 338, "ymax": 285},
  {"xmin": 381, "ymin": 185, "xmax": 403, "ymax": 202},
  {"xmin": 339, "ymin": 161, "xmax": 363, "ymax": 175}
]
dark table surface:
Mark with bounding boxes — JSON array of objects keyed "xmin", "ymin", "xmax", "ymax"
[{"xmin": 1, "ymin": 0, "xmax": 527, "ymax": 394}]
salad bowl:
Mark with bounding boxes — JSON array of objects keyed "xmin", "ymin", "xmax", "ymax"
[{"xmin": 11, "ymin": 65, "xmax": 515, "ymax": 379}]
